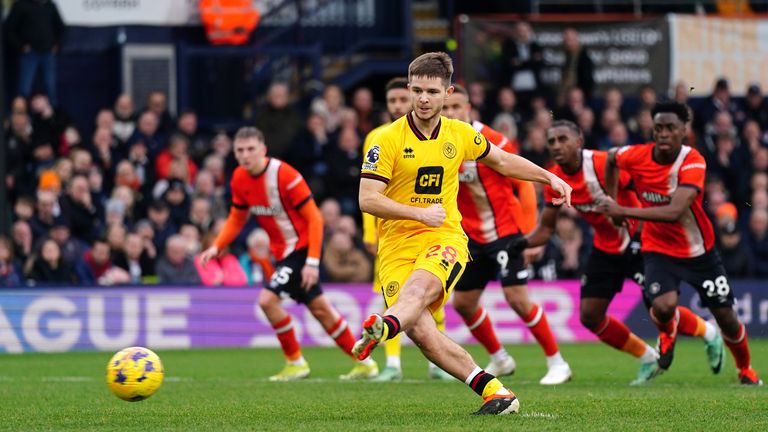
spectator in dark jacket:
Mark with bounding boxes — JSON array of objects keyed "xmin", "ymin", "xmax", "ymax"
[
  {"xmin": 29, "ymin": 189, "xmax": 60, "ymax": 241},
  {"xmin": 156, "ymin": 235, "xmax": 201, "ymax": 284},
  {"xmin": 75, "ymin": 239, "xmax": 115, "ymax": 285},
  {"xmin": 11, "ymin": 221, "xmax": 34, "ymax": 265},
  {"xmin": 126, "ymin": 111, "xmax": 163, "ymax": 158},
  {"xmin": 289, "ymin": 113, "xmax": 329, "ymax": 197},
  {"xmin": 255, "ymin": 82, "xmax": 302, "ymax": 160},
  {"xmin": 323, "ymin": 127, "xmax": 362, "ymax": 215},
  {"xmin": 748, "ymin": 208, "xmax": 768, "ymax": 277},
  {"xmin": 114, "ymin": 233, "xmax": 156, "ymax": 283},
  {"xmin": 501, "ymin": 21, "xmax": 544, "ymax": 115},
  {"xmin": 147, "ymin": 200, "xmax": 176, "ymax": 252},
  {"xmin": 558, "ymin": 27, "xmax": 594, "ymax": 105},
  {"xmin": 5, "ymin": 0, "xmax": 65, "ymax": 105},
  {"xmin": 176, "ymin": 110, "xmax": 208, "ymax": 165},
  {"xmin": 696, "ymin": 78, "xmax": 740, "ymax": 135},
  {"xmin": 29, "ymin": 93, "xmax": 69, "ymax": 149},
  {"xmin": 5, "ymin": 111, "xmax": 35, "ymax": 198},
  {"xmin": 49, "ymin": 218, "xmax": 83, "ymax": 265},
  {"xmin": 718, "ymin": 221, "xmax": 754, "ymax": 278},
  {"xmin": 738, "ymin": 83, "xmax": 768, "ymax": 130},
  {"xmin": 25, "ymin": 238, "xmax": 76, "ymax": 285},
  {"xmin": 60, "ymin": 175, "xmax": 102, "ymax": 243},
  {"xmin": 146, "ymin": 90, "xmax": 175, "ymax": 138}
]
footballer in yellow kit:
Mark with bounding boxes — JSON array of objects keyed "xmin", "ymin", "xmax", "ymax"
[
  {"xmin": 361, "ymin": 77, "xmax": 453, "ymax": 382},
  {"xmin": 353, "ymin": 52, "xmax": 570, "ymax": 416},
  {"xmin": 361, "ymin": 111, "xmax": 490, "ymax": 311}
]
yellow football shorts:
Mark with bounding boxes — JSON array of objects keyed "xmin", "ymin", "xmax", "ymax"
[{"xmin": 377, "ymin": 232, "xmax": 468, "ymax": 313}]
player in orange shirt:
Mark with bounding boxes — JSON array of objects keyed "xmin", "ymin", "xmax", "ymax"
[
  {"xmin": 518, "ymin": 120, "xmax": 724, "ymax": 384},
  {"xmin": 200, "ymin": 127, "xmax": 378, "ymax": 381},
  {"xmin": 599, "ymin": 101, "xmax": 761, "ymax": 385},
  {"xmin": 443, "ymin": 84, "xmax": 572, "ymax": 385}
]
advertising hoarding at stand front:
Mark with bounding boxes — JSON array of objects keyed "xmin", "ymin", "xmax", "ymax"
[{"xmin": 1, "ymin": 281, "xmax": 765, "ymax": 353}]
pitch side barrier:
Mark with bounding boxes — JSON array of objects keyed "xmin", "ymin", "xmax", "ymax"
[
  {"xmin": 0, "ymin": 281, "xmax": 764, "ymax": 353},
  {"xmin": 455, "ymin": 13, "xmax": 768, "ymax": 98}
]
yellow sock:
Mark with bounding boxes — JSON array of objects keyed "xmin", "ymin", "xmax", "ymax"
[
  {"xmin": 481, "ymin": 378, "xmax": 504, "ymax": 399},
  {"xmin": 384, "ymin": 333, "xmax": 401, "ymax": 358},
  {"xmin": 432, "ymin": 306, "xmax": 446, "ymax": 333}
]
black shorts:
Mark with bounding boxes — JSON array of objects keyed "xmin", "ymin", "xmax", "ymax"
[
  {"xmin": 455, "ymin": 234, "xmax": 528, "ymax": 291},
  {"xmin": 266, "ymin": 249, "xmax": 323, "ymax": 305},
  {"xmin": 581, "ymin": 245, "xmax": 645, "ymax": 301},
  {"xmin": 643, "ymin": 249, "xmax": 734, "ymax": 309}
]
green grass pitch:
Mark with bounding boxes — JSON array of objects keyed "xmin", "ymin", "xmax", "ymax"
[{"xmin": 1, "ymin": 340, "xmax": 765, "ymax": 431}]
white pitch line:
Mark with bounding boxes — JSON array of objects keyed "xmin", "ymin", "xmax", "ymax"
[
  {"xmin": 164, "ymin": 376, "xmax": 194, "ymax": 382},
  {"xmin": 41, "ymin": 376, "xmax": 95, "ymax": 382},
  {"xmin": 255, "ymin": 378, "xmax": 430, "ymax": 384},
  {"xmin": 521, "ymin": 411, "xmax": 558, "ymax": 419}
]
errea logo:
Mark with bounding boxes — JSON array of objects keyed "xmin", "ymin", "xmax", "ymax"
[{"xmin": 403, "ymin": 147, "xmax": 415, "ymax": 159}]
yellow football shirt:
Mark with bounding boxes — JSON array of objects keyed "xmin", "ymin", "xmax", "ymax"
[{"xmin": 360, "ymin": 112, "xmax": 491, "ymax": 253}]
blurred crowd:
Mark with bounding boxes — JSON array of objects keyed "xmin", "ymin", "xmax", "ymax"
[
  {"xmin": 2, "ymin": 26, "xmax": 767, "ymax": 287},
  {"xmin": 0, "ymin": 85, "xmax": 382, "ymax": 287}
]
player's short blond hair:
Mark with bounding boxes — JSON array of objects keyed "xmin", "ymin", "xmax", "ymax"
[
  {"xmin": 408, "ymin": 52, "xmax": 453, "ymax": 87},
  {"xmin": 234, "ymin": 127, "xmax": 265, "ymax": 143}
]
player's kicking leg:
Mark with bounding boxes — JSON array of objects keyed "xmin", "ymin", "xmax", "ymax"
[
  {"xmin": 353, "ymin": 269, "xmax": 519, "ymax": 415},
  {"xmin": 357, "ymin": 311, "xmax": 518, "ymax": 414},
  {"xmin": 305, "ymin": 294, "xmax": 378, "ymax": 380},
  {"xmin": 453, "ymin": 289, "xmax": 516, "ymax": 378},
  {"xmin": 502, "ymin": 284, "xmax": 572, "ymax": 385},
  {"xmin": 427, "ymin": 305, "xmax": 455, "ymax": 381},
  {"xmin": 259, "ymin": 289, "xmax": 311, "ymax": 381},
  {"xmin": 409, "ymin": 310, "xmax": 519, "ymax": 415}
]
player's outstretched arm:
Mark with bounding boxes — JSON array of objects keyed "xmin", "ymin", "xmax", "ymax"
[
  {"xmin": 605, "ymin": 149, "xmax": 620, "ymax": 199},
  {"xmin": 200, "ymin": 206, "xmax": 249, "ymax": 267},
  {"xmin": 480, "ymin": 144, "xmax": 572, "ymax": 207},
  {"xmin": 297, "ymin": 198, "xmax": 323, "ymax": 290},
  {"xmin": 359, "ymin": 178, "xmax": 445, "ymax": 227},
  {"xmin": 597, "ymin": 187, "xmax": 697, "ymax": 223}
]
